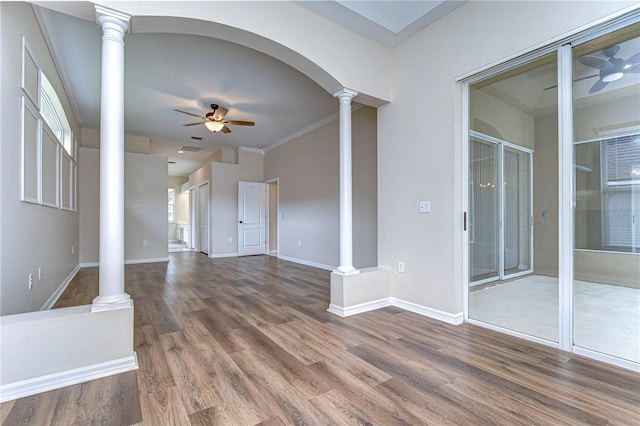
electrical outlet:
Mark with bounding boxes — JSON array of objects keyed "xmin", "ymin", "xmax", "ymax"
[
  {"xmin": 71, "ymin": 246, "xmax": 75, "ymax": 254},
  {"xmin": 143, "ymin": 240, "xmax": 149, "ymax": 247},
  {"xmin": 398, "ymin": 261, "xmax": 405, "ymax": 273},
  {"xmin": 228, "ymin": 237, "xmax": 233, "ymax": 243},
  {"xmin": 298, "ymin": 240, "xmax": 302, "ymax": 246},
  {"xmin": 38, "ymin": 267, "xmax": 42, "ymax": 280},
  {"xmin": 28, "ymin": 273, "xmax": 33, "ymax": 289}
]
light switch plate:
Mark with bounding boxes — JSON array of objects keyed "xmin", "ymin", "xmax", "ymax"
[{"xmin": 419, "ymin": 201, "xmax": 430, "ymax": 213}]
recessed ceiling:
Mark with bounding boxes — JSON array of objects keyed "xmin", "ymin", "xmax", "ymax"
[{"xmin": 297, "ymin": 0, "xmax": 465, "ymax": 46}]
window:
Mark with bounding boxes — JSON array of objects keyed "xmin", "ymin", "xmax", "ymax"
[
  {"xmin": 40, "ymin": 73, "xmax": 73, "ymax": 157},
  {"xmin": 602, "ymin": 134, "xmax": 640, "ymax": 252},
  {"xmin": 168, "ymin": 188, "xmax": 175, "ymax": 223},
  {"xmin": 575, "ymin": 134, "xmax": 640, "ymax": 253},
  {"xmin": 21, "ymin": 36, "xmax": 76, "ymax": 210}
]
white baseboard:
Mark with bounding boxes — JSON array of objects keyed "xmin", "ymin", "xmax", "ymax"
[
  {"xmin": 390, "ymin": 297, "xmax": 464, "ymax": 325},
  {"xmin": 41, "ymin": 264, "xmax": 81, "ymax": 311},
  {"xmin": 126, "ymin": 257, "xmax": 170, "ymax": 265},
  {"xmin": 278, "ymin": 255, "xmax": 334, "ymax": 271},
  {"xmin": 0, "ymin": 353, "xmax": 138, "ymax": 403},
  {"xmin": 79, "ymin": 258, "xmax": 170, "ymax": 268},
  {"xmin": 328, "ymin": 298, "xmax": 391, "ymax": 317},
  {"xmin": 328, "ymin": 297, "xmax": 463, "ymax": 325},
  {"xmin": 209, "ymin": 252, "xmax": 238, "ymax": 258}
]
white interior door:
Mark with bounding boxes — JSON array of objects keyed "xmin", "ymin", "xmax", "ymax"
[
  {"xmin": 199, "ymin": 183, "xmax": 209, "ymax": 255},
  {"xmin": 238, "ymin": 181, "xmax": 266, "ymax": 256}
]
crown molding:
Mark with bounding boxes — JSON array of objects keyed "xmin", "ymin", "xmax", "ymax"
[{"xmin": 266, "ymin": 104, "xmax": 364, "ymax": 152}]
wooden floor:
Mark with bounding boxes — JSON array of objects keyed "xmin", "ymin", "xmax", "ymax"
[{"xmin": 2, "ymin": 253, "xmax": 639, "ymax": 425}]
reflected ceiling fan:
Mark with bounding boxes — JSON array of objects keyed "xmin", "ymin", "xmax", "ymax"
[
  {"xmin": 174, "ymin": 104, "xmax": 255, "ymax": 133},
  {"xmin": 578, "ymin": 45, "xmax": 640, "ymax": 93},
  {"xmin": 543, "ymin": 45, "xmax": 640, "ymax": 93}
]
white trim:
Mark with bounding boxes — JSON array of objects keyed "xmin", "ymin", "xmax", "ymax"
[
  {"xmin": 21, "ymin": 36, "xmax": 40, "ymax": 109},
  {"xmin": 328, "ymin": 297, "xmax": 463, "ymax": 325},
  {"xmin": 239, "ymin": 146, "xmax": 265, "ymax": 155},
  {"xmin": 277, "ymin": 255, "xmax": 334, "ymax": 271},
  {"xmin": 572, "ymin": 346, "xmax": 640, "ymax": 373},
  {"xmin": 125, "ymin": 257, "xmax": 169, "ymax": 265},
  {"xmin": 208, "ymin": 252, "xmax": 238, "ymax": 259},
  {"xmin": 390, "ymin": 298, "xmax": 464, "ymax": 325},
  {"xmin": 327, "ymin": 298, "xmax": 391, "ymax": 317},
  {"xmin": 79, "ymin": 258, "xmax": 170, "ymax": 268},
  {"xmin": 21, "ymin": 96, "xmax": 41, "ymax": 204},
  {"xmin": 558, "ymin": 44, "xmax": 574, "ymax": 352},
  {"xmin": 269, "ymin": 250, "xmax": 277, "ymax": 256},
  {"xmin": 0, "ymin": 353, "xmax": 138, "ymax": 403},
  {"xmin": 265, "ymin": 104, "xmax": 364, "ymax": 152},
  {"xmin": 40, "ymin": 264, "xmax": 80, "ymax": 310}
]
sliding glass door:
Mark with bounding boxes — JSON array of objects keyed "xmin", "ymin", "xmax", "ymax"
[
  {"xmin": 465, "ymin": 18, "xmax": 640, "ymax": 369},
  {"xmin": 469, "ymin": 134, "xmax": 532, "ymax": 285},
  {"xmin": 572, "ymin": 29, "xmax": 640, "ymax": 364},
  {"xmin": 467, "ymin": 54, "xmax": 557, "ymax": 342}
]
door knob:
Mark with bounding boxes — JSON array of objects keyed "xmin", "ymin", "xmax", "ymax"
[{"xmin": 239, "ymin": 220, "xmax": 243, "ymax": 224}]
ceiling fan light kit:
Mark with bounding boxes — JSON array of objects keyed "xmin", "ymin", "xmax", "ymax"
[
  {"xmin": 174, "ymin": 103, "xmax": 255, "ymax": 134},
  {"xmin": 204, "ymin": 121, "xmax": 225, "ymax": 132}
]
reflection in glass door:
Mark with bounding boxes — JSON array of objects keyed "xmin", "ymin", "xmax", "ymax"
[
  {"xmin": 468, "ymin": 54, "xmax": 559, "ymax": 342},
  {"xmin": 469, "ymin": 137, "xmax": 499, "ymax": 284},
  {"xmin": 469, "ymin": 134, "xmax": 533, "ymax": 285},
  {"xmin": 503, "ymin": 145, "xmax": 533, "ymax": 279},
  {"xmin": 572, "ymin": 29, "xmax": 640, "ymax": 364}
]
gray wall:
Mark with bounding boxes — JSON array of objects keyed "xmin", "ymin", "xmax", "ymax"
[
  {"xmin": 264, "ymin": 106, "xmax": 378, "ymax": 269},
  {"xmin": 1, "ymin": 3, "xmax": 80, "ymax": 315}
]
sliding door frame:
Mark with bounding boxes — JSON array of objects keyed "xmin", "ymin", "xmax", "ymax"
[
  {"xmin": 460, "ymin": 6, "xmax": 640, "ymax": 371},
  {"xmin": 468, "ymin": 131, "xmax": 534, "ymax": 287}
]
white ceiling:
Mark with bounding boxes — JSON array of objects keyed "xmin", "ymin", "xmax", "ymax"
[{"xmin": 33, "ymin": 1, "xmax": 464, "ymax": 175}]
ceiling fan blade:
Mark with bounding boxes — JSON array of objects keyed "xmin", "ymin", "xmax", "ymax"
[
  {"xmin": 577, "ymin": 55, "xmax": 610, "ymax": 69},
  {"xmin": 624, "ymin": 52, "xmax": 640, "ymax": 67},
  {"xmin": 223, "ymin": 120, "xmax": 255, "ymax": 126},
  {"xmin": 174, "ymin": 109, "xmax": 206, "ymax": 120},
  {"xmin": 213, "ymin": 107, "xmax": 228, "ymax": 120},
  {"xmin": 542, "ymin": 73, "xmax": 598, "ymax": 91},
  {"xmin": 602, "ymin": 45, "xmax": 620, "ymax": 58},
  {"xmin": 589, "ymin": 79, "xmax": 609, "ymax": 94},
  {"xmin": 221, "ymin": 126, "xmax": 231, "ymax": 134},
  {"xmin": 625, "ymin": 63, "xmax": 640, "ymax": 73},
  {"xmin": 183, "ymin": 122, "xmax": 205, "ymax": 126}
]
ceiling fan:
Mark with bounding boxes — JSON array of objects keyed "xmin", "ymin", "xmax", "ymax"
[
  {"xmin": 174, "ymin": 104, "xmax": 255, "ymax": 133},
  {"xmin": 577, "ymin": 45, "xmax": 640, "ymax": 94},
  {"xmin": 543, "ymin": 45, "xmax": 639, "ymax": 93}
]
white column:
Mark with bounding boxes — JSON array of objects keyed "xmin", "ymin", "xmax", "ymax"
[
  {"xmin": 333, "ymin": 88, "xmax": 359, "ymax": 275},
  {"xmin": 92, "ymin": 6, "xmax": 131, "ymax": 312}
]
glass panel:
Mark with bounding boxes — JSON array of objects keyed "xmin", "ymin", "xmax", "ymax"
[
  {"xmin": 573, "ymin": 28, "xmax": 640, "ymax": 363},
  {"xmin": 503, "ymin": 146, "xmax": 532, "ymax": 277},
  {"xmin": 469, "ymin": 138, "xmax": 499, "ymax": 283},
  {"xmin": 469, "ymin": 54, "xmax": 559, "ymax": 342}
]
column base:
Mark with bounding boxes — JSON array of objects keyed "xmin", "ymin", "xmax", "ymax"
[
  {"xmin": 91, "ymin": 294, "xmax": 131, "ymax": 312},
  {"xmin": 332, "ymin": 266, "xmax": 360, "ymax": 276}
]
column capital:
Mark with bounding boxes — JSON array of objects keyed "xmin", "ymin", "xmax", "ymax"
[
  {"xmin": 333, "ymin": 88, "xmax": 358, "ymax": 100},
  {"xmin": 96, "ymin": 5, "xmax": 131, "ymax": 33}
]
